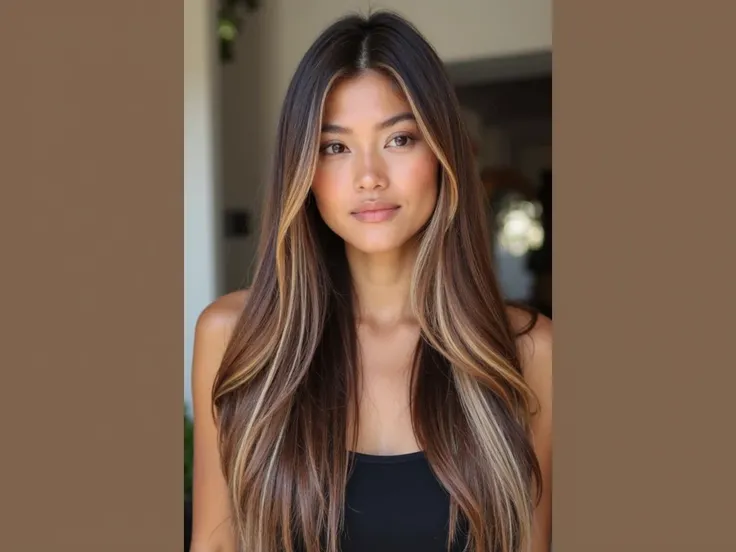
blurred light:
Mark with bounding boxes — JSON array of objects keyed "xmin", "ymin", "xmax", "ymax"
[{"xmin": 495, "ymin": 198, "xmax": 544, "ymax": 257}]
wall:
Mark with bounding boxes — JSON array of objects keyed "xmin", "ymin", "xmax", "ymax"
[
  {"xmin": 219, "ymin": 8, "xmax": 275, "ymax": 290},
  {"xmin": 269, "ymin": 0, "xmax": 551, "ymax": 93},
  {"xmin": 220, "ymin": 0, "xmax": 552, "ymax": 291},
  {"xmin": 184, "ymin": 0, "xmax": 221, "ymax": 409}
]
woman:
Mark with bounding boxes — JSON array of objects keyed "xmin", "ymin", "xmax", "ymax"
[{"xmin": 190, "ymin": 10, "xmax": 552, "ymax": 552}]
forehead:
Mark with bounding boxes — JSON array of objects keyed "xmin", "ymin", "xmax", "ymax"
[{"xmin": 322, "ymin": 70, "xmax": 412, "ymax": 123}]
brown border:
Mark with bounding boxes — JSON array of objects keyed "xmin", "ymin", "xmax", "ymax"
[
  {"xmin": 555, "ymin": 1, "xmax": 736, "ymax": 550},
  {"xmin": 2, "ymin": 3, "xmax": 183, "ymax": 550}
]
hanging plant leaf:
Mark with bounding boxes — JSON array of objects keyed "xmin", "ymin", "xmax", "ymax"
[{"xmin": 217, "ymin": 0, "xmax": 263, "ymax": 63}]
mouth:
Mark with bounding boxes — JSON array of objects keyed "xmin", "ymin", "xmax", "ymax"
[{"xmin": 350, "ymin": 203, "xmax": 401, "ymax": 223}]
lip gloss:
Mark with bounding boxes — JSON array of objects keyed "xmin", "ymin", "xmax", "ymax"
[{"xmin": 351, "ymin": 206, "xmax": 400, "ymax": 222}]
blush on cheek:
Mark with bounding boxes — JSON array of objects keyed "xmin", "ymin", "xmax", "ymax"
[{"xmin": 403, "ymin": 155, "xmax": 439, "ymax": 201}]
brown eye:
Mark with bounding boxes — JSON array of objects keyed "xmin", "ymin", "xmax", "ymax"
[
  {"xmin": 322, "ymin": 143, "xmax": 346, "ymax": 155},
  {"xmin": 388, "ymin": 134, "xmax": 413, "ymax": 148}
]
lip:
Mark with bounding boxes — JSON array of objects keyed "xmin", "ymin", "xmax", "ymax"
[{"xmin": 350, "ymin": 202, "xmax": 401, "ymax": 223}]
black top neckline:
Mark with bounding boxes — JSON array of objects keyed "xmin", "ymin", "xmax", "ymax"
[{"xmin": 349, "ymin": 450, "xmax": 426, "ymax": 464}]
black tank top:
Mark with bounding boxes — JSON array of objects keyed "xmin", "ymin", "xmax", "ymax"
[{"xmin": 339, "ymin": 450, "xmax": 469, "ymax": 552}]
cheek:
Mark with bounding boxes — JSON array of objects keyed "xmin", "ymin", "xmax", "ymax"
[
  {"xmin": 311, "ymin": 167, "xmax": 346, "ymax": 223},
  {"xmin": 393, "ymin": 152, "xmax": 439, "ymax": 211}
]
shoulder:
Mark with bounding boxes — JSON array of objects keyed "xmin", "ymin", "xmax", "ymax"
[
  {"xmin": 195, "ymin": 289, "xmax": 251, "ymax": 344},
  {"xmin": 505, "ymin": 305, "xmax": 552, "ymax": 420},
  {"xmin": 505, "ymin": 305, "xmax": 552, "ymax": 378},
  {"xmin": 192, "ymin": 289, "xmax": 251, "ymax": 384}
]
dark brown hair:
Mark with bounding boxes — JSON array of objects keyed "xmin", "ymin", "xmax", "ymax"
[{"xmin": 212, "ymin": 10, "xmax": 541, "ymax": 552}]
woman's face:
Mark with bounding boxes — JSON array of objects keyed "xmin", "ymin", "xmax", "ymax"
[{"xmin": 311, "ymin": 70, "xmax": 439, "ymax": 255}]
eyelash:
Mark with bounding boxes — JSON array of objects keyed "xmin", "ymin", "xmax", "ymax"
[{"xmin": 319, "ymin": 133, "xmax": 416, "ymax": 156}]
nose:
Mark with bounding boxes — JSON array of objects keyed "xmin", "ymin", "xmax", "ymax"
[{"xmin": 354, "ymin": 150, "xmax": 387, "ymax": 191}]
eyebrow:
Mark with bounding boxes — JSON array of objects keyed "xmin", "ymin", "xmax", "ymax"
[{"xmin": 321, "ymin": 112, "xmax": 416, "ymax": 134}]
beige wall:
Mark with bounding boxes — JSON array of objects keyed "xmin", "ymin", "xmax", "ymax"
[
  {"xmin": 185, "ymin": 0, "xmax": 221, "ymax": 408},
  {"xmin": 220, "ymin": 0, "xmax": 552, "ymax": 291}
]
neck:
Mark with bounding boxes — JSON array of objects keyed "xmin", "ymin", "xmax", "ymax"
[{"xmin": 346, "ymin": 240, "xmax": 420, "ymax": 327}]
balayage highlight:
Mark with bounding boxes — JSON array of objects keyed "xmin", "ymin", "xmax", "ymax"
[{"xmin": 212, "ymin": 11, "xmax": 542, "ymax": 552}]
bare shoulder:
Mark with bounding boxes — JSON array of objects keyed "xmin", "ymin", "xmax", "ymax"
[
  {"xmin": 191, "ymin": 289, "xmax": 251, "ymax": 393},
  {"xmin": 506, "ymin": 305, "xmax": 553, "ymax": 423},
  {"xmin": 195, "ymin": 289, "xmax": 251, "ymax": 347},
  {"xmin": 506, "ymin": 305, "xmax": 552, "ymax": 379}
]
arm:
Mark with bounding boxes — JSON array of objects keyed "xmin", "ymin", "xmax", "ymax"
[
  {"xmin": 189, "ymin": 298, "xmax": 242, "ymax": 552},
  {"xmin": 515, "ymin": 311, "xmax": 553, "ymax": 552}
]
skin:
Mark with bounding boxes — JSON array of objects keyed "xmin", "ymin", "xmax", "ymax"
[{"xmin": 190, "ymin": 70, "xmax": 552, "ymax": 552}]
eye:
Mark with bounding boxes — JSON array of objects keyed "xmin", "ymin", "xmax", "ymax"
[
  {"xmin": 320, "ymin": 142, "xmax": 348, "ymax": 155},
  {"xmin": 387, "ymin": 134, "xmax": 414, "ymax": 148}
]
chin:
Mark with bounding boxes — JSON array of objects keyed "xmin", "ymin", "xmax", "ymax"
[{"xmin": 344, "ymin": 235, "xmax": 408, "ymax": 255}]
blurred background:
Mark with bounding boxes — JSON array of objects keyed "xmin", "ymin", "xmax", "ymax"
[{"xmin": 184, "ymin": 0, "xmax": 551, "ymax": 546}]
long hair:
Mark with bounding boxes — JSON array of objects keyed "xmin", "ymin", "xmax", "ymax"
[{"xmin": 212, "ymin": 10, "xmax": 542, "ymax": 552}]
